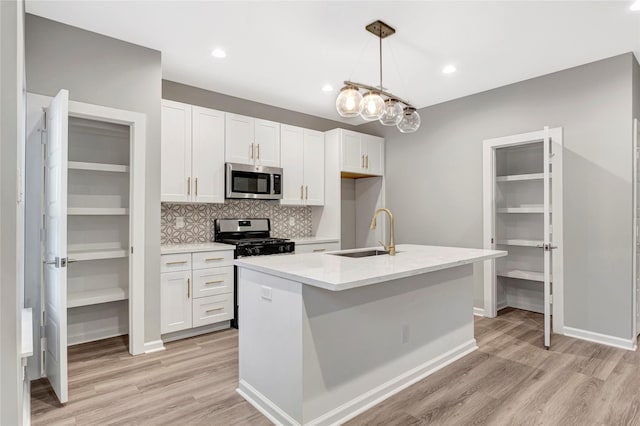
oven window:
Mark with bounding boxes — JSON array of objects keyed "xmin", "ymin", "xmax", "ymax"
[{"xmin": 231, "ymin": 171, "xmax": 271, "ymax": 194}]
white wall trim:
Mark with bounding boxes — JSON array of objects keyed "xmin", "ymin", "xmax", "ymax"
[
  {"xmin": 239, "ymin": 339, "xmax": 477, "ymax": 426},
  {"xmin": 564, "ymin": 326, "xmax": 637, "ymax": 351},
  {"xmin": 473, "ymin": 307, "xmax": 485, "ymax": 317},
  {"xmin": 143, "ymin": 340, "xmax": 165, "ymax": 354}
]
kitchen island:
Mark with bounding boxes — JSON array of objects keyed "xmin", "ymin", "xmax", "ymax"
[{"xmin": 235, "ymin": 244, "xmax": 506, "ymax": 426}]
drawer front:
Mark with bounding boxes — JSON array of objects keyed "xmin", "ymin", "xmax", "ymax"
[
  {"xmin": 192, "ymin": 250, "xmax": 234, "ymax": 270},
  {"xmin": 193, "ymin": 266, "xmax": 234, "ymax": 298},
  {"xmin": 161, "ymin": 253, "xmax": 192, "ymax": 273},
  {"xmin": 295, "ymin": 242, "xmax": 341, "ymax": 254},
  {"xmin": 193, "ymin": 293, "xmax": 233, "ymax": 327}
]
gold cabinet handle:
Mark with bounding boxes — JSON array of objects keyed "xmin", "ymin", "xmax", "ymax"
[
  {"xmin": 166, "ymin": 260, "xmax": 188, "ymax": 265},
  {"xmin": 305, "ymin": 185, "xmax": 309, "ymax": 200},
  {"xmin": 187, "ymin": 277, "xmax": 190, "ymax": 298},
  {"xmin": 251, "ymin": 143, "xmax": 254, "ymax": 159},
  {"xmin": 187, "ymin": 177, "xmax": 191, "ymax": 195},
  {"xmin": 205, "ymin": 279, "xmax": 225, "ymax": 285},
  {"xmin": 206, "ymin": 307, "xmax": 224, "ymax": 314},
  {"xmin": 366, "ymin": 155, "xmax": 369, "ymax": 169},
  {"xmin": 361, "ymin": 154, "xmax": 364, "ymax": 168},
  {"xmin": 300, "ymin": 185, "xmax": 304, "ymax": 200},
  {"xmin": 257, "ymin": 143, "xmax": 260, "ymax": 160},
  {"xmin": 313, "ymin": 248, "xmax": 326, "ymax": 252},
  {"xmin": 195, "ymin": 177, "xmax": 198, "ymax": 196},
  {"xmin": 205, "ymin": 257, "xmax": 224, "ymax": 262}
]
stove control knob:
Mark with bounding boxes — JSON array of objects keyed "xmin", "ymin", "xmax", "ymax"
[{"xmin": 279, "ymin": 246, "xmax": 284, "ymax": 253}]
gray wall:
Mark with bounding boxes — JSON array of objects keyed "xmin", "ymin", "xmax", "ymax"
[
  {"xmin": 163, "ymin": 80, "xmax": 367, "ymax": 133},
  {"xmin": 1, "ymin": 1, "xmax": 25, "ymax": 424},
  {"xmin": 363, "ymin": 53, "xmax": 636, "ymax": 340},
  {"xmin": 25, "ymin": 15, "xmax": 162, "ymax": 345}
]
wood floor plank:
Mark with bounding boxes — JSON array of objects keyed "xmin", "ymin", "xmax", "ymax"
[{"xmin": 31, "ymin": 310, "xmax": 640, "ymax": 426}]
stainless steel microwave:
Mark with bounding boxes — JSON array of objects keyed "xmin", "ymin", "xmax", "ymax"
[{"xmin": 225, "ymin": 163, "xmax": 283, "ymax": 200}]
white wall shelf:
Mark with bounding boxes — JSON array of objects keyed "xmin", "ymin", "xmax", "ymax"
[
  {"xmin": 68, "ymin": 288, "xmax": 128, "ymax": 308},
  {"xmin": 496, "ymin": 239, "xmax": 543, "ymax": 247},
  {"xmin": 67, "ymin": 208, "xmax": 129, "ymax": 215},
  {"xmin": 497, "ymin": 269, "xmax": 546, "ymax": 282},
  {"xmin": 497, "ymin": 206, "xmax": 544, "ymax": 213},
  {"xmin": 496, "ymin": 173, "xmax": 545, "ymax": 182},
  {"xmin": 67, "ymin": 247, "xmax": 128, "ymax": 261},
  {"xmin": 68, "ymin": 161, "xmax": 129, "ymax": 173}
]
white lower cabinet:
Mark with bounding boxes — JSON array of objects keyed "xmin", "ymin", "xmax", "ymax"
[
  {"xmin": 161, "ymin": 249, "xmax": 234, "ymax": 337},
  {"xmin": 295, "ymin": 241, "xmax": 341, "ymax": 254}
]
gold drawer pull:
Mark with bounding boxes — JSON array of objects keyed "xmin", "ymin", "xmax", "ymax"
[
  {"xmin": 205, "ymin": 280, "xmax": 225, "ymax": 285},
  {"xmin": 313, "ymin": 248, "xmax": 326, "ymax": 252},
  {"xmin": 206, "ymin": 307, "xmax": 224, "ymax": 313},
  {"xmin": 205, "ymin": 257, "xmax": 224, "ymax": 262},
  {"xmin": 166, "ymin": 260, "xmax": 188, "ymax": 265}
]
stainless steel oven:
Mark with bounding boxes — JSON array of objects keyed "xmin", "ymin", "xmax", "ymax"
[{"xmin": 225, "ymin": 163, "xmax": 283, "ymax": 200}]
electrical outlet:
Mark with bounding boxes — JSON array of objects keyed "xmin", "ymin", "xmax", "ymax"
[
  {"xmin": 289, "ymin": 217, "xmax": 295, "ymax": 226},
  {"xmin": 176, "ymin": 217, "xmax": 185, "ymax": 229},
  {"xmin": 261, "ymin": 286, "xmax": 273, "ymax": 301}
]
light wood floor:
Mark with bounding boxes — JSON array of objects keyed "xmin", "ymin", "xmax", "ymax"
[{"xmin": 32, "ymin": 309, "xmax": 640, "ymax": 425}]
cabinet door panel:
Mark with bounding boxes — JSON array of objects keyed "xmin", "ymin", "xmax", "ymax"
[
  {"xmin": 364, "ymin": 135, "xmax": 384, "ymax": 176},
  {"xmin": 161, "ymin": 270, "xmax": 192, "ymax": 334},
  {"xmin": 255, "ymin": 119, "xmax": 281, "ymax": 167},
  {"xmin": 341, "ymin": 130, "xmax": 363, "ymax": 173},
  {"xmin": 192, "ymin": 106, "xmax": 225, "ymax": 203},
  {"xmin": 225, "ymin": 113, "xmax": 254, "ymax": 165},
  {"xmin": 304, "ymin": 129, "xmax": 325, "ymax": 206},
  {"xmin": 280, "ymin": 125, "xmax": 304, "ymax": 205},
  {"xmin": 161, "ymin": 100, "xmax": 192, "ymax": 202}
]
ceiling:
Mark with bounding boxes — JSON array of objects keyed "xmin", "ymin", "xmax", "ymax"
[{"xmin": 26, "ymin": 1, "xmax": 640, "ymax": 123}]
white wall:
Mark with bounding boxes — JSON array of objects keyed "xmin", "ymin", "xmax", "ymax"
[
  {"xmin": 1, "ymin": 0, "xmax": 25, "ymax": 424},
  {"xmin": 363, "ymin": 53, "xmax": 636, "ymax": 340}
]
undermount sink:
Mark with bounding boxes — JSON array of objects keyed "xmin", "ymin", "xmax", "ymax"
[{"xmin": 331, "ymin": 249, "xmax": 390, "ymax": 258}]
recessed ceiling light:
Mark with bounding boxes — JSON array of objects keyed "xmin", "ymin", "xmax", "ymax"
[
  {"xmin": 211, "ymin": 48, "xmax": 227, "ymax": 58},
  {"xmin": 442, "ymin": 65, "xmax": 457, "ymax": 74},
  {"xmin": 321, "ymin": 84, "xmax": 334, "ymax": 92},
  {"xmin": 631, "ymin": 0, "xmax": 640, "ymax": 10}
]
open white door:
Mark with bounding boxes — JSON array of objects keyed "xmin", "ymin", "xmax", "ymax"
[
  {"xmin": 543, "ymin": 126, "xmax": 552, "ymax": 349},
  {"xmin": 43, "ymin": 89, "xmax": 69, "ymax": 403}
]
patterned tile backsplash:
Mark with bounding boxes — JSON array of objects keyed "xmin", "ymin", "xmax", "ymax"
[{"xmin": 161, "ymin": 200, "xmax": 313, "ymax": 244}]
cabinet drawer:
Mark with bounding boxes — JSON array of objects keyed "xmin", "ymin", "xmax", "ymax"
[
  {"xmin": 295, "ymin": 242, "xmax": 341, "ymax": 254},
  {"xmin": 193, "ymin": 293, "xmax": 233, "ymax": 327},
  {"xmin": 192, "ymin": 250, "xmax": 234, "ymax": 270},
  {"xmin": 161, "ymin": 253, "xmax": 192, "ymax": 273},
  {"xmin": 192, "ymin": 266, "xmax": 233, "ymax": 298}
]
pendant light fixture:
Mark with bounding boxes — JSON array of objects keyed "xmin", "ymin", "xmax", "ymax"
[{"xmin": 336, "ymin": 20, "xmax": 420, "ymax": 133}]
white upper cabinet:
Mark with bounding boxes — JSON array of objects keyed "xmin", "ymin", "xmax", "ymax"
[
  {"xmin": 280, "ymin": 125, "xmax": 325, "ymax": 206},
  {"xmin": 225, "ymin": 113, "xmax": 281, "ymax": 167},
  {"xmin": 161, "ymin": 100, "xmax": 225, "ymax": 203},
  {"xmin": 161, "ymin": 100, "xmax": 192, "ymax": 202},
  {"xmin": 339, "ymin": 129, "xmax": 384, "ymax": 176},
  {"xmin": 192, "ymin": 106, "xmax": 225, "ymax": 203}
]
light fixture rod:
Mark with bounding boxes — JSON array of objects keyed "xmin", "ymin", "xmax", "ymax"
[
  {"xmin": 344, "ymin": 80, "xmax": 413, "ymax": 108},
  {"xmin": 379, "ymin": 30, "xmax": 383, "ymax": 90}
]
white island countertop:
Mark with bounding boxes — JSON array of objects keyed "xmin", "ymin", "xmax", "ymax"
[{"xmin": 235, "ymin": 244, "xmax": 507, "ymax": 291}]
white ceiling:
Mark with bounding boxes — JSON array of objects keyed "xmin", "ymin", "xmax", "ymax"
[{"xmin": 26, "ymin": 1, "xmax": 640, "ymax": 123}]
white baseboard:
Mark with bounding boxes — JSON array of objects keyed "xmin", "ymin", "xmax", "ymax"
[
  {"xmin": 161, "ymin": 321, "xmax": 231, "ymax": 343},
  {"xmin": 473, "ymin": 307, "xmax": 485, "ymax": 317},
  {"xmin": 238, "ymin": 339, "xmax": 477, "ymax": 426},
  {"xmin": 563, "ymin": 326, "xmax": 637, "ymax": 351},
  {"xmin": 143, "ymin": 340, "xmax": 165, "ymax": 354},
  {"xmin": 67, "ymin": 328, "xmax": 127, "ymax": 346}
]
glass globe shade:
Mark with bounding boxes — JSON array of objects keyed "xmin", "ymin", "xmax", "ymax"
[
  {"xmin": 335, "ymin": 86, "xmax": 363, "ymax": 118},
  {"xmin": 379, "ymin": 99, "xmax": 404, "ymax": 126},
  {"xmin": 397, "ymin": 107, "xmax": 421, "ymax": 133},
  {"xmin": 359, "ymin": 91, "xmax": 385, "ymax": 121}
]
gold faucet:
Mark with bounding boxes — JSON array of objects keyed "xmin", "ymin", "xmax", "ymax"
[{"xmin": 370, "ymin": 208, "xmax": 396, "ymax": 256}]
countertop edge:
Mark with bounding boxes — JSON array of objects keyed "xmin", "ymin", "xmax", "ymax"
[
  {"xmin": 235, "ymin": 250, "xmax": 507, "ymax": 291},
  {"xmin": 161, "ymin": 243, "xmax": 236, "ymax": 255}
]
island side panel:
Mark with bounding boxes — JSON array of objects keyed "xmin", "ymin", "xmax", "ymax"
[
  {"xmin": 301, "ymin": 264, "xmax": 476, "ymax": 425},
  {"xmin": 237, "ymin": 268, "xmax": 304, "ymax": 424}
]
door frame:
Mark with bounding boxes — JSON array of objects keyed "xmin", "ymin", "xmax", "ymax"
[
  {"xmin": 482, "ymin": 127, "xmax": 564, "ymax": 335},
  {"xmin": 633, "ymin": 118, "xmax": 639, "ymax": 339},
  {"xmin": 27, "ymin": 92, "xmax": 146, "ymax": 356}
]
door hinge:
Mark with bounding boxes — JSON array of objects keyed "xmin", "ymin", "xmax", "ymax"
[
  {"xmin": 131, "ymin": 247, "xmax": 133, "ymax": 254},
  {"xmin": 40, "ymin": 228, "xmax": 45, "ymax": 242},
  {"xmin": 491, "ymin": 237, "xmax": 494, "ymax": 244},
  {"xmin": 550, "ymin": 294, "xmax": 553, "ymax": 305}
]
